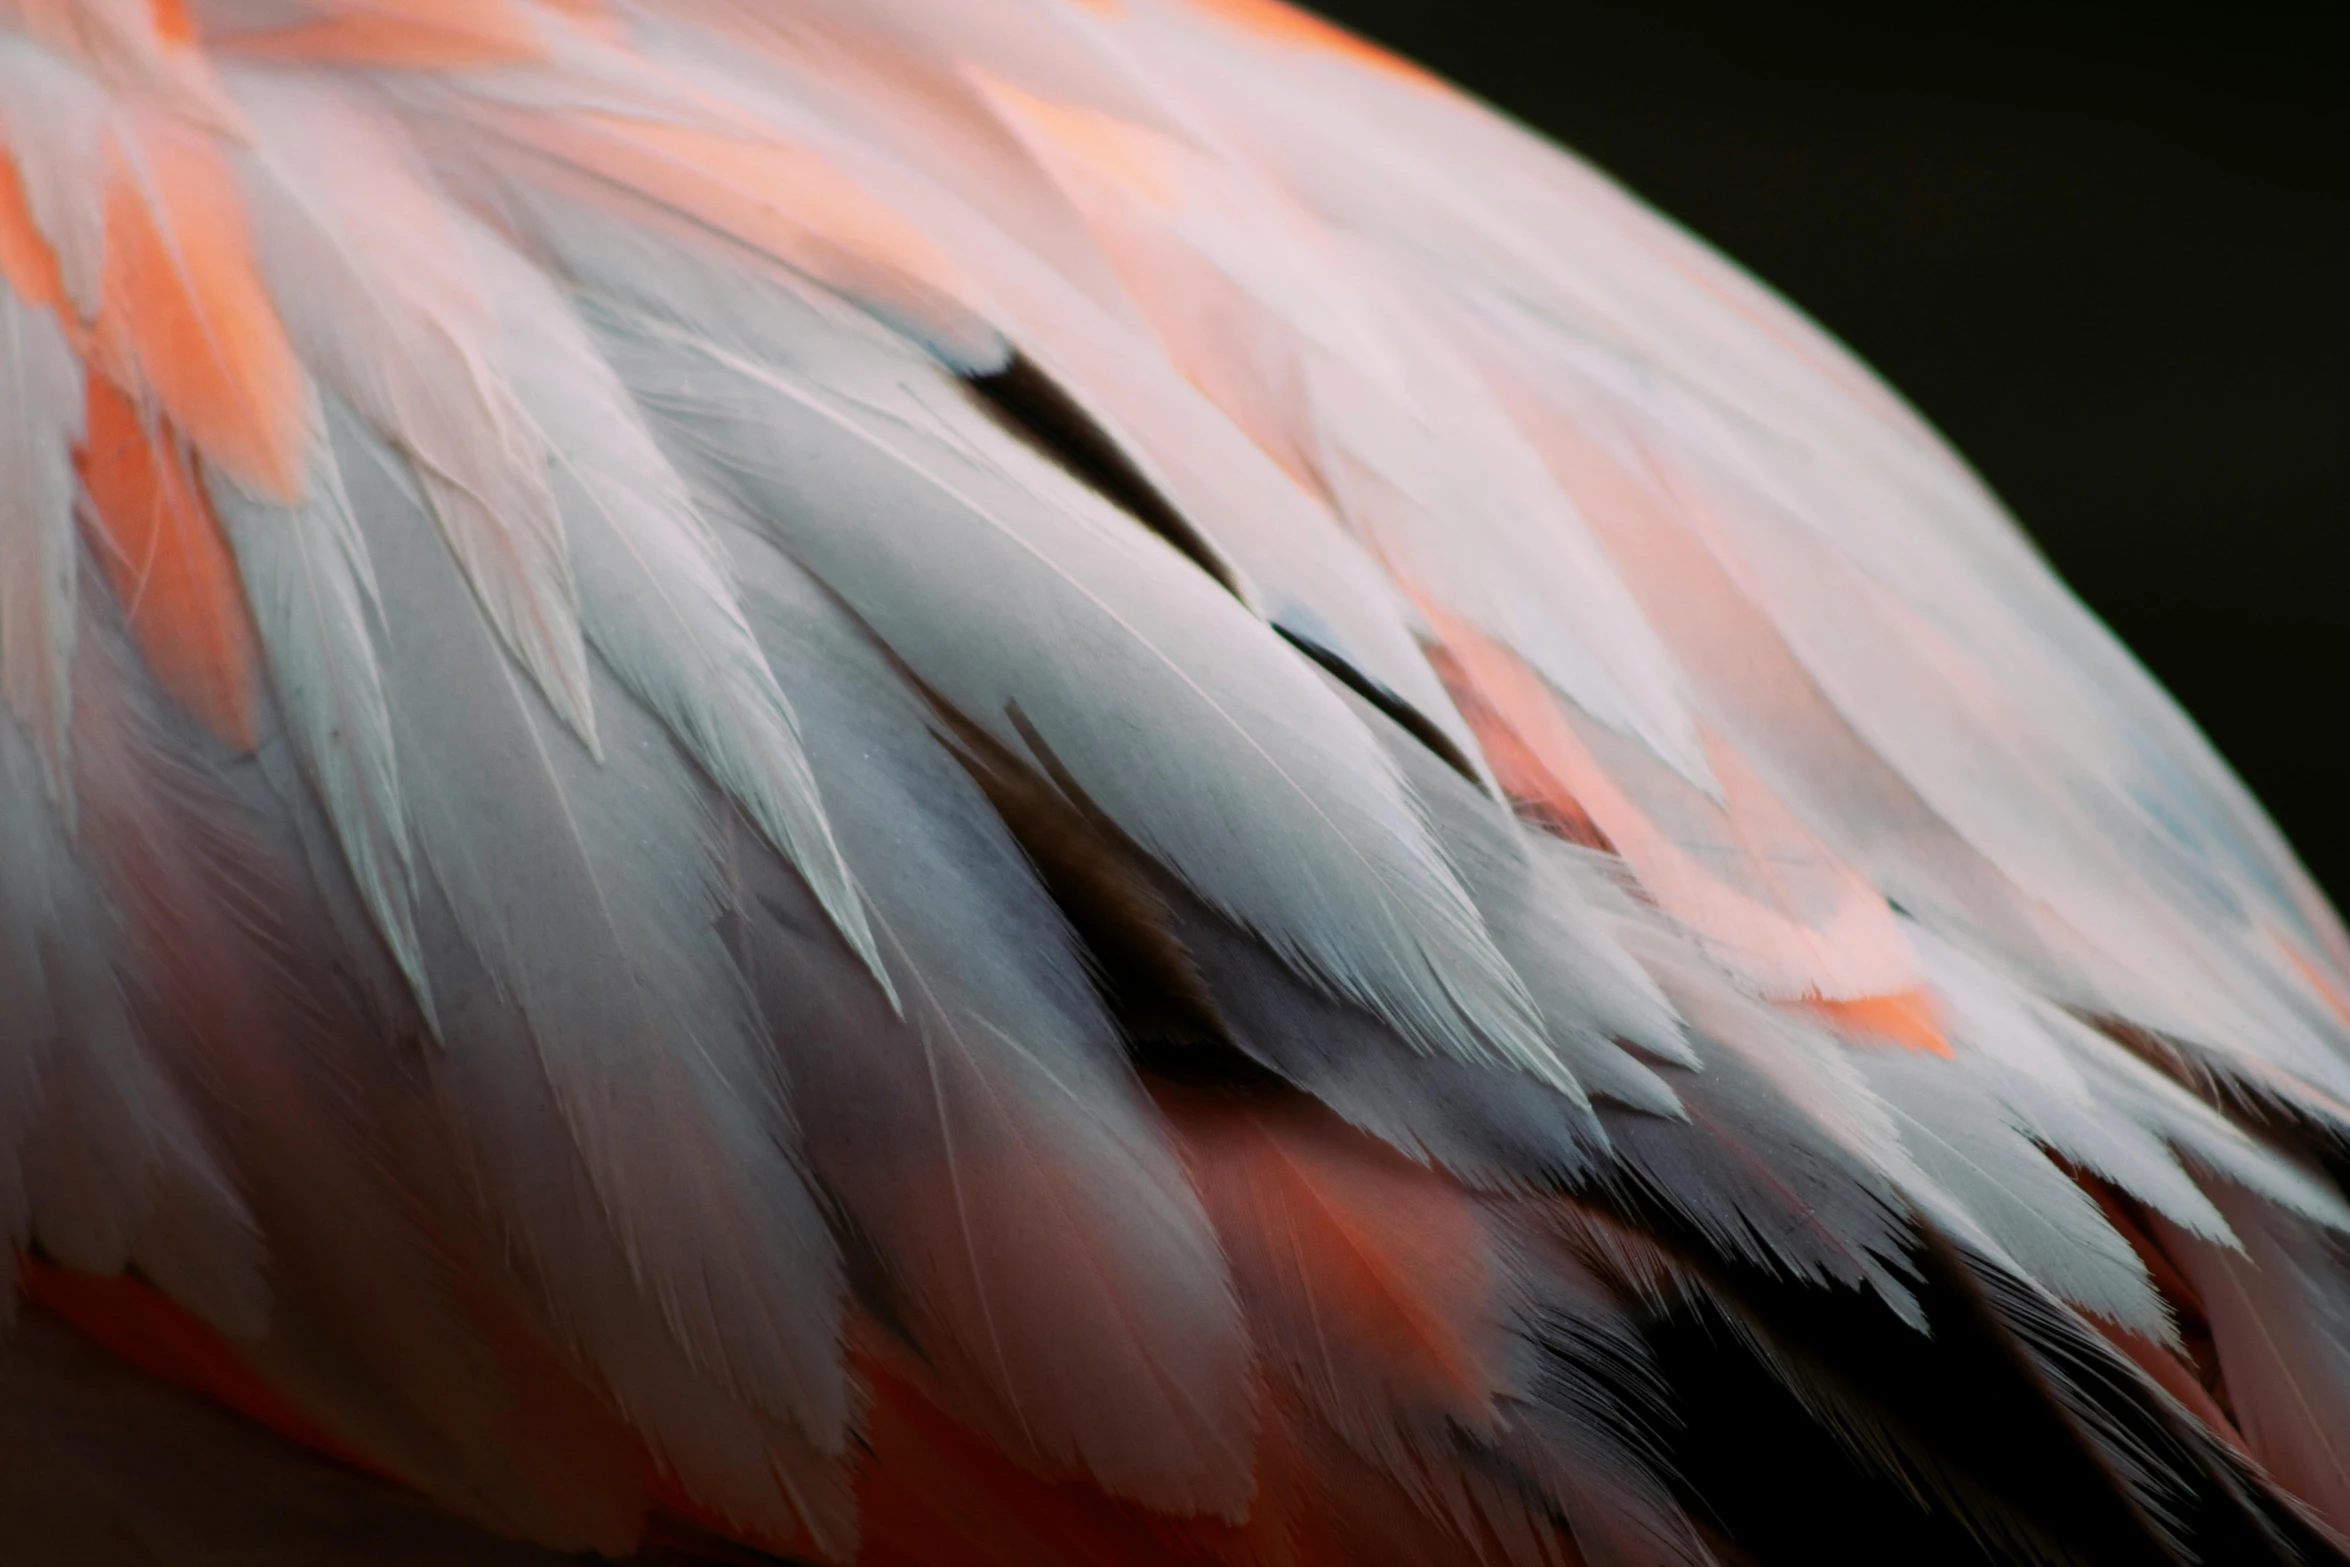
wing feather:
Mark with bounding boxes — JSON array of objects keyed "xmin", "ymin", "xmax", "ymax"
[
  {"xmin": 597, "ymin": 281, "xmax": 1563, "ymax": 1089},
  {"xmin": 329, "ymin": 401, "xmax": 850, "ymax": 1456},
  {"xmin": 0, "ymin": 288, "xmax": 80, "ymax": 800},
  {"xmin": 228, "ymin": 71, "xmax": 594, "ymax": 743},
  {"xmin": 726, "ymin": 531, "xmax": 1257, "ymax": 1515}
]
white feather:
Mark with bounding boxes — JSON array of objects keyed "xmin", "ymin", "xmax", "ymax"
[
  {"xmin": 330, "ymin": 405, "xmax": 849, "ymax": 1453},
  {"xmin": 456, "ymin": 222, "xmax": 887, "ymax": 994},
  {"xmin": 598, "ymin": 285, "xmax": 1566, "ymax": 1090},
  {"xmin": 226, "ymin": 71, "xmax": 595, "ymax": 745}
]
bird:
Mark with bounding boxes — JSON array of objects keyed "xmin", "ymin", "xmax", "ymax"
[{"xmin": 2, "ymin": 0, "xmax": 2346, "ymax": 1562}]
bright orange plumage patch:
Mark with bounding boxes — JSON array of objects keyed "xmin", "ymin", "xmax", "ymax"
[
  {"xmin": 146, "ymin": 0, "xmax": 193, "ymax": 44},
  {"xmin": 1802, "ymin": 987, "xmax": 1951, "ymax": 1057},
  {"xmin": 76, "ymin": 372, "xmax": 261, "ymax": 748},
  {"xmin": 95, "ymin": 122, "xmax": 305, "ymax": 501}
]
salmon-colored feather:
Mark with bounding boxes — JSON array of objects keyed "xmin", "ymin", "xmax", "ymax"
[
  {"xmin": 74, "ymin": 371, "xmax": 258, "ymax": 747},
  {"xmin": 212, "ymin": 0, "xmax": 548, "ymax": 67},
  {"xmin": 94, "ymin": 121, "xmax": 303, "ymax": 500},
  {"xmin": 1168, "ymin": 1090, "xmax": 1508, "ymax": 1437}
]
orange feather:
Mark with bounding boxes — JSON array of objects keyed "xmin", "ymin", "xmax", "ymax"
[
  {"xmin": 75, "ymin": 371, "xmax": 260, "ymax": 748},
  {"xmin": 95, "ymin": 120, "xmax": 304, "ymax": 501},
  {"xmin": 1801, "ymin": 988, "xmax": 1951, "ymax": 1057},
  {"xmin": 1166, "ymin": 1090, "xmax": 1506, "ymax": 1435},
  {"xmin": 214, "ymin": 0, "xmax": 547, "ymax": 68}
]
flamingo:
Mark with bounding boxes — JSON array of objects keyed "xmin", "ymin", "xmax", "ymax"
[{"xmin": 3, "ymin": 1, "xmax": 2347, "ymax": 1562}]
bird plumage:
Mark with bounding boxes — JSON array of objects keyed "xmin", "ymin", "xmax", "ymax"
[{"xmin": 3, "ymin": 1, "xmax": 2347, "ymax": 1563}]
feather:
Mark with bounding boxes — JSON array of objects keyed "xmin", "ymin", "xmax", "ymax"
[
  {"xmin": 1168, "ymin": 679, "xmax": 1691, "ymax": 1183},
  {"xmin": 1169, "ymin": 1089, "xmax": 1509, "ymax": 1465},
  {"xmin": 0, "ymin": 37, "xmax": 110, "ymax": 317},
  {"xmin": 204, "ymin": 390, "xmax": 427, "ymax": 1015},
  {"xmin": 91, "ymin": 110, "xmax": 305, "ymax": 501},
  {"xmin": 2161, "ymin": 1184, "xmax": 2350, "ymax": 1537},
  {"xmin": 1497, "ymin": 1227, "xmax": 1710, "ymax": 1567},
  {"xmin": 725, "ymin": 531, "xmax": 1256, "ymax": 1516},
  {"xmin": 226, "ymin": 71, "xmax": 594, "ymax": 743},
  {"xmin": 393, "ymin": 33, "xmax": 1008, "ymax": 371},
  {"xmin": 853, "ymin": 1349, "xmax": 1215, "ymax": 1567},
  {"xmin": 458, "ymin": 221, "xmax": 885, "ymax": 991},
  {"xmin": 616, "ymin": 23, "xmax": 1492, "ymax": 788},
  {"xmin": 2059, "ymin": 1023, "xmax": 2350, "ymax": 1237},
  {"xmin": 0, "ymin": 287, "xmax": 79, "ymax": 801},
  {"xmin": 74, "ymin": 372, "xmax": 261, "ymax": 748},
  {"xmin": 0, "ymin": 1307, "xmax": 580, "ymax": 1566},
  {"xmin": 976, "ymin": 73, "xmax": 1705, "ymax": 790},
  {"xmin": 1604, "ymin": 936, "xmax": 1924, "ymax": 1310},
  {"xmin": 597, "ymin": 284, "xmax": 1564, "ymax": 1091},
  {"xmin": 328, "ymin": 404, "xmax": 851, "ymax": 1463},
  {"xmin": 1917, "ymin": 929, "xmax": 2239, "ymax": 1245},
  {"xmin": 61, "ymin": 581, "xmax": 645, "ymax": 1550},
  {"xmin": 0, "ymin": 124, "xmax": 68, "ymax": 311},
  {"xmin": 1172, "ymin": 900, "xmax": 1611, "ymax": 1192},
  {"xmin": 1860, "ymin": 1051, "xmax": 2171, "ymax": 1341}
]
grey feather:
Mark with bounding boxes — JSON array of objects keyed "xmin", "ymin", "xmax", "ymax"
[
  {"xmin": 0, "ymin": 291, "xmax": 79, "ymax": 808},
  {"xmin": 725, "ymin": 528, "xmax": 1257, "ymax": 1516},
  {"xmin": 228, "ymin": 72, "xmax": 596, "ymax": 745},
  {"xmin": 207, "ymin": 392, "xmax": 430, "ymax": 1020},
  {"xmin": 330, "ymin": 405, "xmax": 849, "ymax": 1451},
  {"xmin": 1862, "ymin": 1051, "xmax": 2171, "ymax": 1341},
  {"xmin": 596, "ymin": 285, "xmax": 1567, "ymax": 1091},
  {"xmin": 456, "ymin": 221, "xmax": 888, "ymax": 996}
]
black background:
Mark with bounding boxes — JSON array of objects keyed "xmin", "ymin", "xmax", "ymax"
[{"xmin": 1305, "ymin": 0, "xmax": 2348, "ymax": 907}]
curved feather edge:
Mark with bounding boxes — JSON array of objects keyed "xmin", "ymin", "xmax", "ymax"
[
  {"xmin": 459, "ymin": 218, "xmax": 889, "ymax": 995},
  {"xmin": 226, "ymin": 70, "xmax": 597, "ymax": 747},
  {"xmin": 326, "ymin": 404, "xmax": 852, "ymax": 1466},
  {"xmin": 724, "ymin": 528, "xmax": 1258, "ymax": 1517},
  {"xmin": 593, "ymin": 287, "xmax": 1567, "ymax": 1092},
  {"xmin": 0, "ymin": 289, "xmax": 81, "ymax": 807},
  {"xmin": 206, "ymin": 389, "xmax": 431, "ymax": 1020}
]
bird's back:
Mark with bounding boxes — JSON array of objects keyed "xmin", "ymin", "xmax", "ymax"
[{"xmin": 3, "ymin": 2, "xmax": 2348, "ymax": 1563}]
